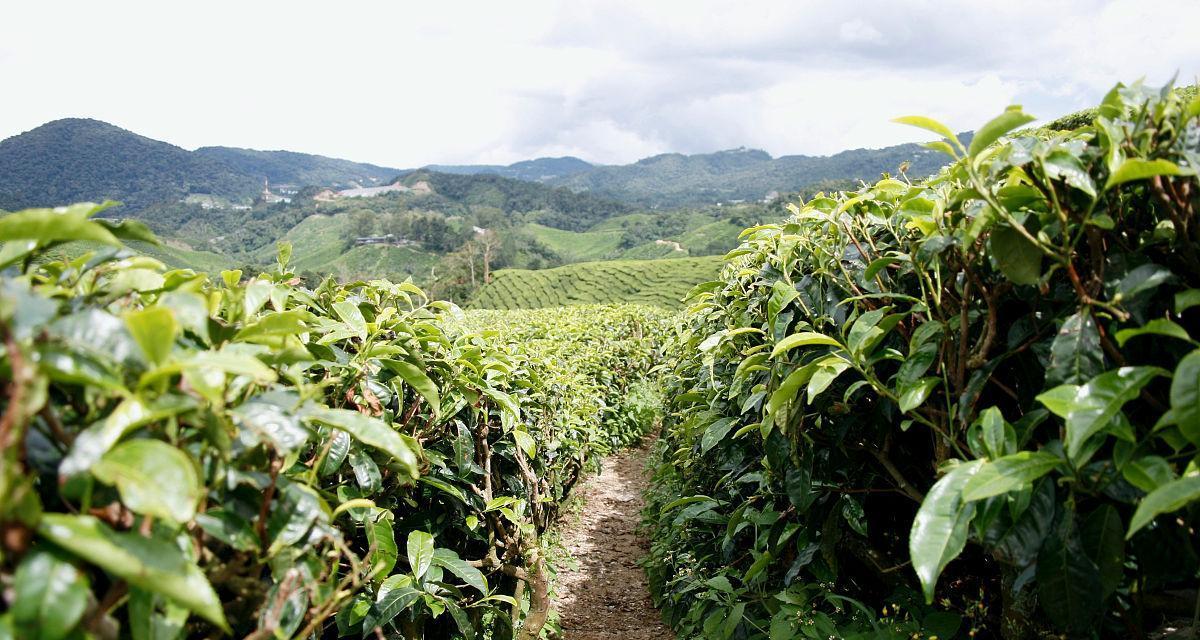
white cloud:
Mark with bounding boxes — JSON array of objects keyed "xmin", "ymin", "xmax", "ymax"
[{"xmin": 1, "ymin": 0, "xmax": 1197, "ymax": 166}]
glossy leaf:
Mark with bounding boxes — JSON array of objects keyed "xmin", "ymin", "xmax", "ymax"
[
  {"xmin": 37, "ymin": 515, "xmax": 228, "ymax": 631},
  {"xmin": 910, "ymin": 460, "xmax": 983, "ymax": 602},
  {"xmin": 91, "ymin": 440, "xmax": 203, "ymax": 524}
]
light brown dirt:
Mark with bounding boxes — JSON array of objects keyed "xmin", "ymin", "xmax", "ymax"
[{"xmin": 552, "ymin": 445, "xmax": 674, "ymax": 640}]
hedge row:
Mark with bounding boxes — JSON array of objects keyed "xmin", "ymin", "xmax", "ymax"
[
  {"xmin": 0, "ymin": 210, "xmax": 666, "ymax": 640},
  {"xmin": 645, "ymin": 81, "xmax": 1200, "ymax": 638}
]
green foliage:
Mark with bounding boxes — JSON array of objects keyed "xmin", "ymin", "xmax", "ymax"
[
  {"xmin": 471, "ymin": 256, "xmax": 723, "ymax": 310},
  {"xmin": 0, "ymin": 207, "xmax": 669, "ymax": 638},
  {"xmin": 548, "ymin": 145, "xmax": 948, "ymax": 208},
  {"xmin": 0, "ymin": 119, "xmax": 261, "ymax": 212},
  {"xmin": 644, "ymin": 80, "xmax": 1200, "ymax": 638}
]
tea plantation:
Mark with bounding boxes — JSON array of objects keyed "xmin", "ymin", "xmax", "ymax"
[{"xmin": 470, "ymin": 256, "xmax": 722, "ymax": 309}]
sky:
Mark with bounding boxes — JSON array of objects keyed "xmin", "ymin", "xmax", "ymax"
[{"xmin": 3, "ymin": 1, "xmax": 1199, "ymax": 167}]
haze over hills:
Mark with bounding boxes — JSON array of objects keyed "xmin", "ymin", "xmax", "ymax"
[
  {"xmin": 0, "ymin": 117, "xmax": 943, "ymax": 215},
  {"xmin": 544, "ymin": 144, "xmax": 952, "ymax": 207}
]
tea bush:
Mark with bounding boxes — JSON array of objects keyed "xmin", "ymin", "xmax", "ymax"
[
  {"xmin": 645, "ymin": 81, "xmax": 1200, "ymax": 638},
  {"xmin": 0, "ymin": 209, "xmax": 666, "ymax": 639}
]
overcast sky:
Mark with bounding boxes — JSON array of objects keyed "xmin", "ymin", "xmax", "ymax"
[{"xmin": 3, "ymin": 1, "xmax": 1198, "ymax": 167}]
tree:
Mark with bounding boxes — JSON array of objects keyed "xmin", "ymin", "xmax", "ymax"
[
  {"xmin": 344, "ymin": 209, "xmax": 376, "ymax": 245},
  {"xmin": 478, "ymin": 229, "xmax": 502, "ymax": 284}
]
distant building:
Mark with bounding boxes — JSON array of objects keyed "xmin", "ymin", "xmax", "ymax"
[
  {"xmin": 353, "ymin": 234, "xmax": 416, "ymax": 247},
  {"xmin": 260, "ymin": 179, "xmax": 291, "ymax": 204}
]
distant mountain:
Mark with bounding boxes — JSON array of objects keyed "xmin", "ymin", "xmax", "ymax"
[
  {"xmin": 194, "ymin": 147, "xmax": 402, "ymax": 189},
  {"xmin": 425, "ymin": 156, "xmax": 593, "ymax": 182},
  {"xmin": 0, "ymin": 118, "xmax": 260, "ymax": 211},
  {"xmin": 545, "ymin": 144, "xmax": 955, "ymax": 207},
  {"xmin": 0, "ymin": 119, "xmax": 404, "ymax": 212}
]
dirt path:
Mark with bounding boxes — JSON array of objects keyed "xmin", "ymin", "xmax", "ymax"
[{"xmin": 552, "ymin": 445, "xmax": 674, "ymax": 640}]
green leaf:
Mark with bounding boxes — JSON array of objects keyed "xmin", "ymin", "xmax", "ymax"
[
  {"xmin": 1175, "ymin": 289, "xmax": 1200, "ymax": 314},
  {"xmin": 364, "ymin": 577, "xmax": 421, "ymax": 631},
  {"xmin": 332, "ymin": 300, "xmax": 367, "ymax": 339},
  {"xmin": 700, "ymin": 417, "xmax": 736, "ymax": 453},
  {"xmin": 305, "ymin": 407, "xmax": 420, "ymax": 479},
  {"xmin": 124, "ymin": 308, "xmax": 178, "ymax": 365},
  {"xmin": 1127, "ymin": 476, "xmax": 1200, "ymax": 538},
  {"xmin": 512, "ymin": 428, "xmax": 537, "ymax": 458},
  {"xmin": 961, "ymin": 451, "xmax": 1062, "ymax": 501},
  {"xmin": 233, "ymin": 310, "xmax": 314, "ymax": 341},
  {"xmin": 898, "ymin": 377, "xmax": 939, "ymax": 412},
  {"xmin": 1104, "ymin": 158, "xmax": 1186, "ymax": 190},
  {"xmin": 909, "ymin": 460, "xmax": 983, "ymax": 603},
  {"xmin": 379, "ymin": 358, "xmax": 441, "ymax": 417},
  {"xmin": 807, "ymin": 358, "xmax": 851, "ymax": 402},
  {"xmin": 977, "ymin": 407, "xmax": 1015, "ymax": 459},
  {"xmin": 432, "ymin": 548, "xmax": 487, "ymax": 593},
  {"xmin": 968, "ymin": 107, "xmax": 1036, "ymax": 158},
  {"xmin": 60, "ymin": 396, "xmax": 197, "ymax": 476},
  {"xmin": 128, "ymin": 587, "xmax": 189, "ymax": 640},
  {"xmin": 406, "ymin": 530, "xmax": 435, "ymax": 580},
  {"xmin": 91, "ymin": 440, "xmax": 202, "ymax": 524},
  {"xmin": 1122, "ymin": 456, "xmax": 1175, "ymax": 492},
  {"xmin": 195, "ymin": 510, "xmax": 259, "ymax": 552},
  {"xmin": 0, "ymin": 203, "xmax": 120, "ymax": 246},
  {"xmin": 1042, "ymin": 150, "xmax": 1097, "ymax": 197},
  {"xmin": 37, "ymin": 514, "xmax": 228, "ymax": 631},
  {"xmin": 989, "ymin": 224, "xmax": 1042, "ymax": 285},
  {"xmin": 1050, "ymin": 367, "xmax": 1166, "ymax": 461},
  {"xmin": 1115, "ymin": 264, "xmax": 1174, "ymax": 301},
  {"xmin": 1169, "ymin": 349, "xmax": 1200, "ymax": 444},
  {"xmin": 12, "ymin": 550, "xmax": 90, "ymax": 640},
  {"xmin": 366, "ymin": 508, "xmax": 398, "ymax": 577},
  {"xmin": 770, "ymin": 332, "xmax": 842, "ymax": 358},
  {"xmin": 1037, "ymin": 518, "xmax": 1102, "ymax": 635},
  {"xmin": 891, "ymin": 115, "xmax": 960, "ymax": 150},
  {"xmin": 1082, "ymin": 505, "xmax": 1125, "ymax": 598},
  {"xmin": 1115, "ymin": 319, "xmax": 1194, "ymax": 347}
]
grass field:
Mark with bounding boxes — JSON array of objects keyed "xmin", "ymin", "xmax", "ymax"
[{"xmin": 469, "ymin": 256, "xmax": 722, "ymax": 309}]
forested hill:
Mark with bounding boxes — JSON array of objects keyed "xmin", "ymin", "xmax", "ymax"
[
  {"xmin": 424, "ymin": 156, "xmax": 593, "ymax": 182},
  {"xmin": 0, "ymin": 119, "xmax": 404, "ymax": 212},
  {"xmin": 544, "ymin": 142, "xmax": 957, "ymax": 207},
  {"xmin": 193, "ymin": 146, "xmax": 402, "ymax": 188},
  {"xmin": 0, "ymin": 118, "xmax": 261, "ymax": 211},
  {"xmin": 404, "ymin": 170, "xmax": 632, "ymax": 231}
]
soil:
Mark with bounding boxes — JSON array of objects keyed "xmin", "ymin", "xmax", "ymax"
[{"xmin": 551, "ymin": 444, "xmax": 674, "ymax": 640}]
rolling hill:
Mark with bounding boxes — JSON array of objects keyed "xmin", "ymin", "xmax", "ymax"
[
  {"xmin": 470, "ymin": 256, "xmax": 722, "ymax": 309},
  {"xmin": 544, "ymin": 144, "xmax": 953, "ymax": 207},
  {"xmin": 0, "ymin": 119, "xmax": 404, "ymax": 212},
  {"xmin": 0, "ymin": 119, "xmax": 261, "ymax": 211},
  {"xmin": 425, "ymin": 156, "xmax": 593, "ymax": 182},
  {"xmin": 193, "ymin": 146, "xmax": 402, "ymax": 188}
]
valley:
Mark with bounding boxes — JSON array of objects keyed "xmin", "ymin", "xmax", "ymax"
[{"xmin": 0, "ymin": 118, "xmax": 940, "ymax": 307}]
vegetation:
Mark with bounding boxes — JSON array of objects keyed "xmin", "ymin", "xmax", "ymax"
[
  {"xmin": 643, "ymin": 81, "xmax": 1200, "ymax": 638},
  {"xmin": 425, "ymin": 157, "xmax": 594, "ymax": 182},
  {"xmin": 193, "ymin": 146, "xmax": 401, "ymax": 189},
  {"xmin": 0, "ymin": 203, "xmax": 671, "ymax": 638},
  {"xmin": 470, "ymin": 256, "xmax": 723, "ymax": 310},
  {"xmin": 0, "ymin": 119, "xmax": 261, "ymax": 211},
  {"xmin": 547, "ymin": 144, "xmax": 949, "ymax": 208}
]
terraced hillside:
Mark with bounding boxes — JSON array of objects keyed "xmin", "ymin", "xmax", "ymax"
[{"xmin": 470, "ymin": 256, "xmax": 722, "ymax": 309}]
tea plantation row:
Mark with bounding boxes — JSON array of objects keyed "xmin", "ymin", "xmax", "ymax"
[
  {"xmin": 643, "ymin": 81, "xmax": 1200, "ymax": 638},
  {"xmin": 0, "ymin": 213, "xmax": 671, "ymax": 639}
]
